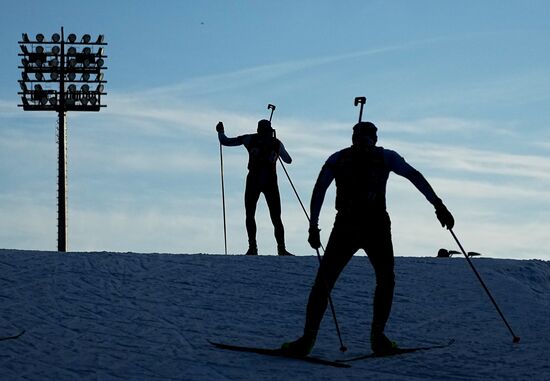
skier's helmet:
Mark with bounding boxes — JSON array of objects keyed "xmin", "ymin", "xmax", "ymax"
[
  {"xmin": 257, "ymin": 119, "xmax": 273, "ymax": 136},
  {"xmin": 352, "ymin": 121, "xmax": 378, "ymax": 147}
]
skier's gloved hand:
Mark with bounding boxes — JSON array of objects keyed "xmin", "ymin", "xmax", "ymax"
[
  {"xmin": 434, "ymin": 199, "xmax": 454, "ymax": 230},
  {"xmin": 216, "ymin": 122, "xmax": 224, "ymax": 133},
  {"xmin": 308, "ymin": 226, "xmax": 321, "ymax": 249}
]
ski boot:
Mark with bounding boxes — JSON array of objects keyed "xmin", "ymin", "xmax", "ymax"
[
  {"xmin": 277, "ymin": 245, "xmax": 294, "ymax": 256},
  {"xmin": 280, "ymin": 334, "xmax": 316, "ymax": 357},
  {"xmin": 245, "ymin": 246, "xmax": 258, "ymax": 256},
  {"xmin": 370, "ymin": 331, "xmax": 398, "ymax": 355}
]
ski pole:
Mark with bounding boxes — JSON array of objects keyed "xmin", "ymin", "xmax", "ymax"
[
  {"xmin": 267, "ymin": 103, "xmax": 347, "ymax": 352},
  {"xmin": 219, "ymin": 142, "xmax": 228, "ymax": 255},
  {"xmin": 449, "ymin": 229, "xmax": 520, "ymax": 343},
  {"xmin": 266, "ymin": 103, "xmax": 309, "ymax": 222},
  {"xmin": 313, "ymin": 245, "xmax": 348, "ymax": 352},
  {"xmin": 354, "ymin": 96, "xmax": 366, "ymax": 122}
]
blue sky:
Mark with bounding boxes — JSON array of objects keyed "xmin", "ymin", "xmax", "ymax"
[{"xmin": 1, "ymin": 1, "xmax": 549, "ymax": 259}]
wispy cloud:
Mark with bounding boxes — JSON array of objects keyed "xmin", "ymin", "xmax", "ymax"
[
  {"xmin": 102, "ymin": 93, "xmax": 263, "ymax": 138},
  {"xmin": 389, "ymin": 175, "xmax": 550, "ymax": 207},
  {"xmin": 130, "ymin": 36, "xmax": 455, "ymax": 99},
  {"xmin": 532, "ymin": 140, "xmax": 550, "ymax": 151},
  {"xmin": 456, "ymin": 69, "xmax": 550, "ymax": 105},
  {"xmin": 80, "ymin": 90, "xmax": 550, "ymax": 191},
  {"xmin": 73, "ymin": 143, "xmax": 219, "ymax": 175},
  {"xmin": 387, "ymin": 140, "xmax": 550, "ymax": 181},
  {"xmin": 382, "ymin": 117, "xmax": 517, "ymax": 137}
]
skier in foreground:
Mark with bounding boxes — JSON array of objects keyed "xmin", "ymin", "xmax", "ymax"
[
  {"xmin": 217, "ymin": 120, "xmax": 294, "ymax": 256},
  {"xmin": 281, "ymin": 121, "xmax": 455, "ymax": 356}
]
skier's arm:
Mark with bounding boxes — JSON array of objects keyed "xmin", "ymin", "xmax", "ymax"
[
  {"xmin": 278, "ymin": 141, "xmax": 292, "ymax": 164},
  {"xmin": 218, "ymin": 132, "xmax": 245, "ymax": 147},
  {"xmin": 216, "ymin": 121, "xmax": 248, "ymax": 147},
  {"xmin": 310, "ymin": 153, "xmax": 338, "ymax": 227},
  {"xmin": 307, "ymin": 154, "xmax": 338, "ymax": 249},
  {"xmin": 385, "ymin": 149, "xmax": 439, "ymax": 204},
  {"xmin": 386, "ymin": 149, "xmax": 454, "ymax": 229}
]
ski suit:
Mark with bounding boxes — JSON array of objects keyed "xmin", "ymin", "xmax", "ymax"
[
  {"xmin": 218, "ymin": 131, "xmax": 292, "ymax": 249},
  {"xmin": 304, "ymin": 145, "xmax": 441, "ymax": 337}
]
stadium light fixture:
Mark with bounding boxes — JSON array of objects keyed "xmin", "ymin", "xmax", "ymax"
[{"xmin": 18, "ymin": 27, "xmax": 108, "ymax": 252}]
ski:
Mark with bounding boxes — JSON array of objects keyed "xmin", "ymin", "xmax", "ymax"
[
  {"xmin": 0, "ymin": 330, "xmax": 25, "ymax": 342},
  {"xmin": 336, "ymin": 339, "xmax": 455, "ymax": 362},
  {"xmin": 209, "ymin": 340, "xmax": 351, "ymax": 368}
]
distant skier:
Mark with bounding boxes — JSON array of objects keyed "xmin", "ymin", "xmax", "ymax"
[
  {"xmin": 217, "ymin": 120, "xmax": 294, "ymax": 256},
  {"xmin": 281, "ymin": 121, "xmax": 454, "ymax": 356}
]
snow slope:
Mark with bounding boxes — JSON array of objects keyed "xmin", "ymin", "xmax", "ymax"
[{"xmin": 1, "ymin": 249, "xmax": 549, "ymax": 380}]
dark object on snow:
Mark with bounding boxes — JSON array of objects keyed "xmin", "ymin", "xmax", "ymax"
[{"xmin": 437, "ymin": 248, "xmax": 482, "ymax": 258}]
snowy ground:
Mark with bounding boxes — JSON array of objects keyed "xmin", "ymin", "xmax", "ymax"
[{"xmin": 1, "ymin": 249, "xmax": 549, "ymax": 380}]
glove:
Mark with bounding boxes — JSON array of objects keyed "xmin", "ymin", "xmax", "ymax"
[
  {"xmin": 216, "ymin": 121, "xmax": 224, "ymax": 133},
  {"xmin": 434, "ymin": 200, "xmax": 454, "ymax": 230},
  {"xmin": 308, "ymin": 226, "xmax": 321, "ymax": 249}
]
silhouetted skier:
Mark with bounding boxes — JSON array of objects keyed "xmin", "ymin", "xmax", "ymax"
[
  {"xmin": 217, "ymin": 120, "xmax": 294, "ymax": 256},
  {"xmin": 281, "ymin": 121, "xmax": 454, "ymax": 355}
]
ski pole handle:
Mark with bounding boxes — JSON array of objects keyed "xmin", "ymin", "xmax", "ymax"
[
  {"xmin": 354, "ymin": 96, "xmax": 366, "ymax": 122},
  {"xmin": 267, "ymin": 104, "xmax": 276, "ymax": 122}
]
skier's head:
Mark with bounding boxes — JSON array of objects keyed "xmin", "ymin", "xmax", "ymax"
[
  {"xmin": 257, "ymin": 119, "xmax": 274, "ymax": 136},
  {"xmin": 352, "ymin": 121, "xmax": 378, "ymax": 148}
]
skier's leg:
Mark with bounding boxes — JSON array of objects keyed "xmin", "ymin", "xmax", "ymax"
[
  {"xmin": 282, "ymin": 217, "xmax": 357, "ymax": 355},
  {"xmin": 244, "ymin": 174, "xmax": 261, "ymax": 252},
  {"xmin": 365, "ymin": 213, "xmax": 396, "ymax": 352},
  {"xmin": 303, "ymin": 217, "xmax": 358, "ymax": 337},
  {"xmin": 368, "ymin": 250, "xmax": 395, "ymax": 334},
  {"xmin": 263, "ymin": 178, "xmax": 287, "ymax": 253}
]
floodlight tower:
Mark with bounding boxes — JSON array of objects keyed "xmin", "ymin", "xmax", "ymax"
[{"xmin": 18, "ymin": 27, "xmax": 107, "ymax": 252}]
